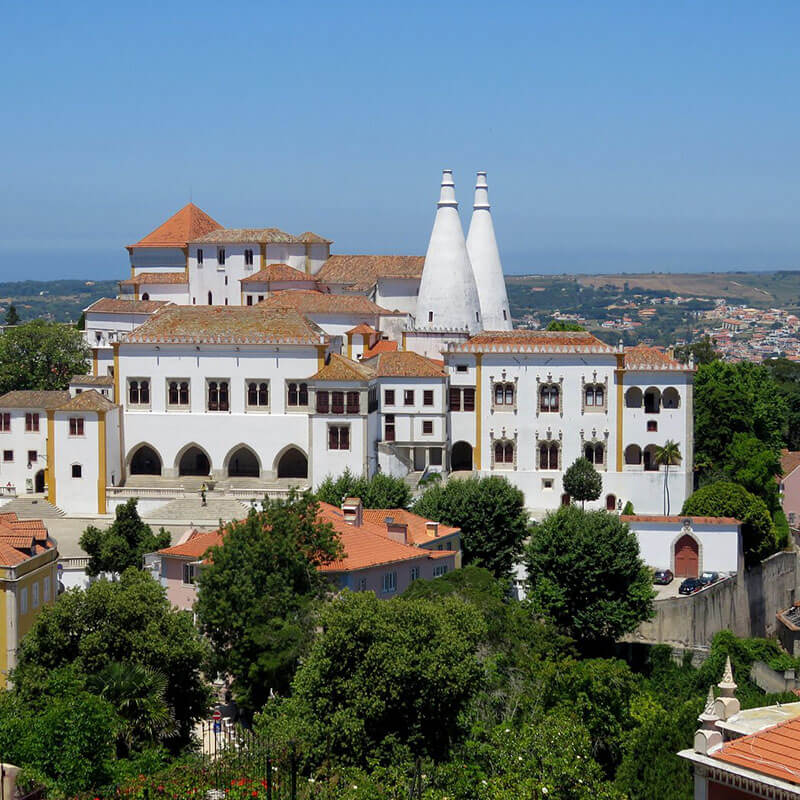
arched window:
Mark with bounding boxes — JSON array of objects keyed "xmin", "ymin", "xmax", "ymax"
[
  {"xmin": 606, "ymin": 494, "xmax": 617, "ymax": 511},
  {"xmin": 493, "ymin": 381, "xmax": 515, "ymax": 408},
  {"xmin": 584, "ymin": 384, "xmax": 605, "ymax": 409},
  {"xmin": 207, "ymin": 291, "xmax": 213, "ymax": 305},
  {"xmin": 287, "ymin": 382, "xmax": 309, "ymax": 407},
  {"xmin": 584, "ymin": 442, "xmax": 604, "ymax": 465},
  {"xmin": 128, "ymin": 379, "xmax": 149, "ymax": 406},
  {"xmin": 662, "ymin": 387, "xmax": 680, "ymax": 409},
  {"xmin": 644, "ymin": 387, "xmax": 661, "ymax": 414},
  {"xmin": 493, "ymin": 440, "xmax": 515, "ymax": 467},
  {"xmin": 643, "ymin": 444, "xmax": 660, "ymax": 471},
  {"xmin": 625, "ymin": 444, "xmax": 642, "ymax": 465},
  {"xmin": 168, "ymin": 380, "xmax": 189, "ymax": 407},
  {"xmin": 540, "ymin": 384, "xmax": 560, "ymax": 413},
  {"xmin": 625, "ymin": 387, "xmax": 643, "ymax": 408},
  {"xmin": 538, "ymin": 441, "xmax": 560, "ymax": 470},
  {"xmin": 247, "ymin": 381, "xmax": 269, "ymax": 408},
  {"xmin": 141, "ymin": 292, "xmax": 150, "ymax": 301},
  {"xmin": 207, "ymin": 381, "xmax": 229, "ymax": 411}
]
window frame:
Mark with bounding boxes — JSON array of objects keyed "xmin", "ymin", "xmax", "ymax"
[
  {"xmin": 423, "ymin": 390, "xmax": 434, "ymax": 406},
  {"xmin": 182, "ymin": 562, "xmax": 199, "ymax": 585},
  {"xmin": 403, "ymin": 389, "xmax": 415, "ymax": 406},
  {"xmin": 384, "ymin": 389, "xmax": 395, "ymax": 406},
  {"xmin": 197, "ymin": 248, "xmax": 204, "ymax": 265},
  {"xmin": 0, "ymin": 413, "xmax": 11, "ymax": 433},
  {"xmin": 422, "ymin": 419, "xmax": 434, "ymax": 436},
  {"xmin": 384, "ymin": 413, "xmax": 396, "ymax": 442},
  {"xmin": 286, "ymin": 381, "xmax": 309, "ymax": 409},
  {"xmin": 206, "ymin": 379, "xmax": 230, "ymax": 412},
  {"xmin": 127, "ymin": 377, "xmax": 151, "ymax": 409},
  {"xmin": 71, "ymin": 463, "xmax": 82, "ymax": 478},
  {"xmin": 328, "ymin": 424, "xmax": 351, "ymax": 451},
  {"xmin": 166, "ymin": 378, "xmax": 191, "ymax": 410},
  {"xmin": 2, "ymin": 450, "xmax": 12, "ymax": 462},
  {"xmin": 68, "ymin": 417, "xmax": 85, "ymax": 437},
  {"xmin": 217, "ymin": 247, "xmax": 226, "ymax": 266},
  {"xmin": 382, "ymin": 570, "xmax": 397, "ymax": 594},
  {"xmin": 24, "ymin": 412, "xmax": 39, "ymax": 432},
  {"xmin": 245, "ymin": 379, "xmax": 270, "ymax": 411}
]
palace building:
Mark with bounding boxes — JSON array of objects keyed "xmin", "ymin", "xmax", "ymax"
[{"xmin": 0, "ymin": 171, "xmax": 694, "ymax": 520}]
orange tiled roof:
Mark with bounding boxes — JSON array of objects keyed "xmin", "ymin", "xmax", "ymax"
[
  {"xmin": 781, "ymin": 449, "xmax": 800, "ymax": 478},
  {"xmin": 119, "ymin": 272, "xmax": 189, "ymax": 286},
  {"xmin": 192, "ymin": 228, "xmax": 297, "ymax": 244},
  {"xmin": 361, "ymin": 350, "xmax": 446, "ymax": 377},
  {"xmin": 70, "ymin": 375, "xmax": 114, "ymax": 387},
  {"xmin": 0, "ymin": 512, "xmax": 52, "ymax": 565},
  {"xmin": 624, "ymin": 345, "xmax": 691, "ymax": 371},
  {"xmin": 240, "ymin": 264, "xmax": 313, "ymax": 284},
  {"xmin": 362, "ymin": 339, "xmax": 398, "ymax": 358},
  {"xmin": 362, "ymin": 508, "xmax": 460, "ymax": 547},
  {"xmin": 713, "ymin": 716, "xmax": 800, "ymax": 785},
  {"xmin": 123, "ymin": 305, "xmax": 328, "ymax": 346},
  {"xmin": 85, "ymin": 298, "xmax": 169, "ymax": 314},
  {"xmin": 621, "ymin": 515, "xmax": 740, "ymax": 525},
  {"xmin": 0, "ymin": 391, "xmax": 70, "ymax": 410},
  {"xmin": 346, "ymin": 323, "xmax": 378, "ymax": 336},
  {"xmin": 0, "ymin": 542, "xmax": 27, "ymax": 567},
  {"xmin": 58, "ymin": 389, "xmax": 117, "ymax": 412},
  {"xmin": 450, "ymin": 330, "xmax": 615, "ymax": 354},
  {"xmin": 260, "ymin": 290, "xmax": 397, "ymax": 316},
  {"xmin": 159, "ymin": 529, "xmax": 223, "ymax": 559},
  {"xmin": 316, "ymin": 255, "xmax": 425, "ymax": 292},
  {"xmin": 296, "ymin": 231, "xmax": 332, "ymax": 244},
  {"xmin": 311, "ymin": 353, "xmax": 374, "ymax": 382},
  {"xmin": 128, "ymin": 203, "xmax": 222, "ymax": 249}
]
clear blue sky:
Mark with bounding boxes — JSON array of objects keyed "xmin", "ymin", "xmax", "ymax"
[{"xmin": 2, "ymin": 0, "xmax": 799, "ymax": 279}]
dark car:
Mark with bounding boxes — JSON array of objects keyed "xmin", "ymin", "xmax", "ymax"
[
  {"xmin": 679, "ymin": 577, "xmax": 704, "ymax": 595},
  {"xmin": 653, "ymin": 569, "xmax": 674, "ymax": 585},
  {"xmin": 699, "ymin": 570, "xmax": 720, "ymax": 586}
]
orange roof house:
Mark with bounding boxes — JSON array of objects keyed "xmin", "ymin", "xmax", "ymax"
[{"xmin": 127, "ymin": 203, "xmax": 222, "ymax": 250}]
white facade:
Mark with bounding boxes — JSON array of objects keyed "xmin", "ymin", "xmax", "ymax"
[{"xmin": 0, "ymin": 405, "xmax": 53, "ymax": 496}]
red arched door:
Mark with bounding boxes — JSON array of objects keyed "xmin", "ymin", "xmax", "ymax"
[{"xmin": 674, "ymin": 534, "xmax": 699, "ymax": 578}]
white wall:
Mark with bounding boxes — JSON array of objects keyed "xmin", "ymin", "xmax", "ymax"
[
  {"xmin": 0, "ymin": 409, "xmax": 48, "ymax": 495},
  {"xmin": 310, "ymin": 413, "xmax": 369, "ymax": 487},
  {"xmin": 130, "ymin": 247, "xmax": 186, "ymax": 272},
  {"xmin": 52, "ymin": 410, "xmax": 101, "ymax": 514},
  {"xmin": 375, "ymin": 278, "xmax": 419, "ymax": 315}
]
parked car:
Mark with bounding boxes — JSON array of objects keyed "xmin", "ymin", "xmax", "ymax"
[
  {"xmin": 699, "ymin": 571, "xmax": 720, "ymax": 586},
  {"xmin": 679, "ymin": 577, "xmax": 704, "ymax": 595},
  {"xmin": 653, "ymin": 569, "xmax": 674, "ymax": 585}
]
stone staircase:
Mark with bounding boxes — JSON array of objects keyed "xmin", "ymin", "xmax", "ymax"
[
  {"xmin": 147, "ymin": 496, "xmax": 251, "ymax": 522},
  {"xmin": 0, "ymin": 496, "xmax": 66, "ymax": 519},
  {"xmin": 403, "ymin": 471, "xmax": 425, "ymax": 491}
]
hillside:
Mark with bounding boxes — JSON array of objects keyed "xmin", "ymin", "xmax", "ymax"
[{"xmin": 0, "ymin": 279, "xmax": 121, "ymax": 323}]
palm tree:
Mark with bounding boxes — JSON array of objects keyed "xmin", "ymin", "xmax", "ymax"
[{"xmin": 654, "ymin": 440, "xmax": 682, "ymax": 515}]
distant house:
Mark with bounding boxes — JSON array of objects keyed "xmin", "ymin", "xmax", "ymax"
[
  {"xmin": 780, "ymin": 449, "xmax": 800, "ymax": 531},
  {"xmin": 153, "ymin": 498, "xmax": 459, "ymax": 610}
]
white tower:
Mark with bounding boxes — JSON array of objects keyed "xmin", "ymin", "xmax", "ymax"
[
  {"xmin": 415, "ymin": 170, "xmax": 481, "ymax": 334},
  {"xmin": 466, "ymin": 171, "xmax": 512, "ymax": 331}
]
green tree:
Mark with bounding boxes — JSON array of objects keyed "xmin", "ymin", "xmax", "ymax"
[
  {"xmin": 259, "ymin": 590, "xmax": 486, "ymax": 765},
  {"xmin": 413, "ymin": 476, "xmax": 529, "ymax": 579},
  {"xmin": 76, "ymin": 310, "xmax": 86, "ymax": 330},
  {"xmin": 546, "ymin": 319, "xmax": 585, "ymax": 331},
  {"xmin": 525, "ymin": 506, "xmax": 654, "ymax": 649},
  {"xmin": 621, "ymin": 500, "xmax": 635, "ymax": 515},
  {"xmin": 13, "ymin": 569, "xmax": 211, "ymax": 744},
  {"xmin": 721, "ymin": 433, "xmax": 781, "ymax": 512},
  {"xmin": 562, "ymin": 456, "xmax": 602, "ymax": 508},
  {"xmin": 195, "ymin": 492, "xmax": 342, "ymax": 712},
  {"xmin": 315, "ymin": 469, "xmax": 411, "ymax": 509},
  {"xmin": 654, "ymin": 440, "xmax": 682, "ymax": 515},
  {"xmin": 763, "ymin": 357, "xmax": 800, "ymax": 450},
  {"xmin": 674, "ymin": 335, "xmax": 718, "ymax": 366},
  {"xmin": 79, "ymin": 498, "xmax": 171, "ymax": 577},
  {"xmin": 0, "ymin": 319, "xmax": 89, "ymax": 394},
  {"xmin": 681, "ymin": 481, "xmax": 778, "ymax": 565},
  {"xmin": 4, "ymin": 304, "xmax": 20, "ymax": 326}
]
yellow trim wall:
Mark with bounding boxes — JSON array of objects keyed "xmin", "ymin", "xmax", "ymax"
[
  {"xmin": 474, "ymin": 354, "xmax": 482, "ymax": 469},
  {"xmin": 317, "ymin": 345, "xmax": 326, "ymax": 370},
  {"xmin": 615, "ymin": 353, "xmax": 625, "ymax": 471},
  {"xmin": 113, "ymin": 343, "xmax": 120, "ymax": 404},
  {"xmin": 260, "ymin": 244, "xmax": 266, "ymax": 268},
  {"xmin": 97, "ymin": 411, "xmax": 107, "ymax": 514},
  {"xmin": 46, "ymin": 411, "xmax": 55, "ymax": 505},
  {"xmin": 92, "ymin": 348, "xmax": 98, "ymax": 376},
  {"xmin": 346, "ymin": 334, "xmax": 353, "ymax": 359}
]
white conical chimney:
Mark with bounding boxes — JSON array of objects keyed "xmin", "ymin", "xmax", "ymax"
[
  {"xmin": 415, "ymin": 170, "xmax": 482, "ymax": 334},
  {"xmin": 466, "ymin": 171, "xmax": 512, "ymax": 331}
]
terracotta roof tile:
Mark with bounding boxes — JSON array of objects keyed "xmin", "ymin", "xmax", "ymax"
[
  {"xmin": 240, "ymin": 264, "xmax": 313, "ymax": 284},
  {"xmin": 361, "ymin": 350, "xmax": 446, "ymax": 377},
  {"xmin": 159, "ymin": 530, "xmax": 223, "ymax": 559},
  {"xmin": 85, "ymin": 298, "xmax": 170, "ymax": 313},
  {"xmin": 451, "ymin": 330, "xmax": 615, "ymax": 354},
  {"xmin": 362, "ymin": 508, "xmax": 460, "ymax": 547},
  {"xmin": 192, "ymin": 228, "xmax": 297, "ymax": 244},
  {"xmin": 0, "ymin": 391, "xmax": 70, "ymax": 410},
  {"xmin": 119, "ymin": 273, "xmax": 189, "ymax": 286},
  {"xmin": 0, "ymin": 533, "xmax": 34, "ymax": 550},
  {"xmin": 781, "ymin": 449, "xmax": 800, "ymax": 478},
  {"xmin": 624, "ymin": 345, "xmax": 692, "ymax": 371},
  {"xmin": 0, "ymin": 541, "xmax": 28, "ymax": 566},
  {"xmin": 123, "ymin": 305, "xmax": 328, "ymax": 346},
  {"xmin": 296, "ymin": 231, "xmax": 332, "ymax": 244},
  {"xmin": 58, "ymin": 389, "xmax": 117, "ymax": 412},
  {"xmin": 128, "ymin": 203, "xmax": 222, "ymax": 249},
  {"xmin": 362, "ymin": 339, "xmax": 398, "ymax": 358},
  {"xmin": 311, "ymin": 353, "xmax": 374, "ymax": 382},
  {"xmin": 70, "ymin": 375, "xmax": 114, "ymax": 386},
  {"xmin": 260, "ymin": 290, "xmax": 397, "ymax": 316},
  {"xmin": 346, "ymin": 323, "xmax": 378, "ymax": 336},
  {"xmin": 316, "ymin": 255, "xmax": 425, "ymax": 292},
  {"xmin": 713, "ymin": 716, "xmax": 800, "ymax": 785}
]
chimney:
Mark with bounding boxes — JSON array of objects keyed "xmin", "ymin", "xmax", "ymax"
[
  {"xmin": 693, "ymin": 686, "xmax": 723, "ymax": 755},
  {"xmin": 386, "ymin": 521, "xmax": 409, "ymax": 545},
  {"xmin": 426, "ymin": 521, "xmax": 439, "ymax": 537},
  {"xmin": 341, "ymin": 497, "xmax": 363, "ymax": 527}
]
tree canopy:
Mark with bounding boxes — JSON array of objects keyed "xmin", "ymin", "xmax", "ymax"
[
  {"xmin": 79, "ymin": 498, "xmax": 171, "ymax": 577},
  {"xmin": 0, "ymin": 319, "xmax": 89, "ymax": 394},
  {"xmin": 681, "ymin": 481, "xmax": 780, "ymax": 564},
  {"xmin": 674, "ymin": 335, "xmax": 718, "ymax": 366},
  {"xmin": 4, "ymin": 304, "xmax": 20, "ymax": 326},
  {"xmin": 524, "ymin": 506, "xmax": 654, "ymax": 649},
  {"xmin": 563, "ymin": 456, "xmax": 602, "ymax": 507},
  {"xmin": 13, "ymin": 569, "xmax": 211, "ymax": 745},
  {"xmin": 413, "ymin": 475, "xmax": 529, "ymax": 579},
  {"xmin": 546, "ymin": 319, "xmax": 585, "ymax": 331},
  {"xmin": 195, "ymin": 492, "xmax": 342, "ymax": 713},
  {"xmin": 315, "ymin": 469, "xmax": 412, "ymax": 509}
]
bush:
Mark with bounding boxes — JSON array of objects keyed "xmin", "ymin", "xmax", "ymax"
[
  {"xmin": 681, "ymin": 481, "xmax": 778, "ymax": 565},
  {"xmin": 316, "ymin": 469, "xmax": 411, "ymax": 509}
]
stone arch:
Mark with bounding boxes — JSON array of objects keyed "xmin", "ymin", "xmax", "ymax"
[
  {"xmin": 625, "ymin": 387, "xmax": 643, "ymax": 408},
  {"xmin": 451, "ymin": 441, "xmax": 473, "ymax": 471},
  {"xmin": 643, "ymin": 443, "xmax": 660, "ymax": 471},
  {"xmin": 644, "ymin": 386, "xmax": 661, "ymax": 413},
  {"xmin": 274, "ymin": 446, "xmax": 308, "ymax": 479},
  {"xmin": 175, "ymin": 443, "xmax": 212, "ymax": 477},
  {"xmin": 672, "ymin": 530, "xmax": 702, "ymax": 578},
  {"xmin": 662, "ymin": 387, "xmax": 680, "ymax": 409},
  {"xmin": 34, "ymin": 469, "xmax": 45, "ymax": 493},
  {"xmin": 606, "ymin": 493, "xmax": 617, "ymax": 511},
  {"xmin": 624, "ymin": 444, "xmax": 642, "ymax": 465},
  {"xmin": 224, "ymin": 444, "xmax": 261, "ymax": 478},
  {"xmin": 128, "ymin": 443, "xmax": 163, "ymax": 476}
]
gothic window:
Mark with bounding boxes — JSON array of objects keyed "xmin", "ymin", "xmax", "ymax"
[
  {"xmin": 540, "ymin": 384, "xmax": 560, "ymax": 413},
  {"xmin": 346, "ymin": 391, "xmax": 360, "ymax": 414},
  {"xmin": 246, "ymin": 381, "xmax": 269, "ymax": 408},
  {"xmin": 328, "ymin": 425, "xmax": 350, "ymax": 450},
  {"xmin": 168, "ymin": 380, "xmax": 190, "ymax": 407},
  {"xmin": 493, "ymin": 382, "xmax": 515, "ymax": 407},
  {"xmin": 207, "ymin": 380, "xmax": 229, "ymax": 412},
  {"xmin": 583, "ymin": 382, "xmax": 606, "ymax": 411},
  {"xmin": 584, "ymin": 442, "xmax": 605, "ymax": 466},
  {"xmin": 493, "ymin": 441, "xmax": 514, "ymax": 465},
  {"xmin": 538, "ymin": 441, "xmax": 560, "ymax": 470},
  {"xmin": 128, "ymin": 379, "xmax": 150, "ymax": 407},
  {"xmin": 287, "ymin": 382, "xmax": 309, "ymax": 407}
]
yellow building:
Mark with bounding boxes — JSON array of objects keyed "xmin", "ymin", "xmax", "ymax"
[{"xmin": 0, "ymin": 513, "xmax": 58, "ymax": 686}]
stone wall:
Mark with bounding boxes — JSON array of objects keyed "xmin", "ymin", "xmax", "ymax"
[
  {"xmin": 749, "ymin": 660, "xmax": 799, "ymax": 694},
  {"xmin": 633, "ymin": 551, "xmax": 798, "ymax": 647}
]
